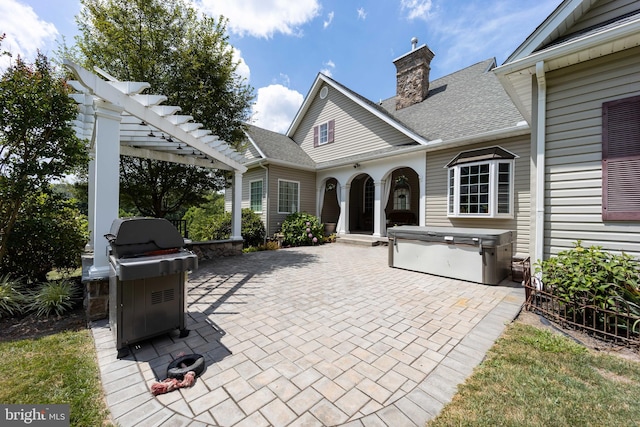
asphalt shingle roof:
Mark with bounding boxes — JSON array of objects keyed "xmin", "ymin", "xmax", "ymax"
[
  {"xmin": 380, "ymin": 58, "xmax": 525, "ymax": 141},
  {"xmin": 245, "ymin": 58, "xmax": 524, "ymax": 169},
  {"xmin": 244, "ymin": 124, "xmax": 316, "ymax": 168}
]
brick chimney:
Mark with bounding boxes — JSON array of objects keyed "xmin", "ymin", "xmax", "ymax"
[{"xmin": 393, "ymin": 37, "xmax": 435, "ymax": 110}]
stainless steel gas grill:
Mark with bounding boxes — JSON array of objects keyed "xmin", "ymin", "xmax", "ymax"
[{"xmin": 107, "ymin": 217, "xmax": 198, "ymax": 357}]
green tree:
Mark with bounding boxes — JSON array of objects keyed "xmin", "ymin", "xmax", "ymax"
[
  {"xmin": 74, "ymin": 0, "xmax": 254, "ymax": 217},
  {"xmin": 0, "ymin": 50, "xmax": 88, "ymax": 265}
]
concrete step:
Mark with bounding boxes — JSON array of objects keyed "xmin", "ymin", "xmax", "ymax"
[{"xmin": 336, "ymin": 235, "xmax": 388, "ymax": 247}]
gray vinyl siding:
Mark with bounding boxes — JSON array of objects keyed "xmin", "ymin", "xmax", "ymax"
[
  {"xmin": 544, "ymin": 46, "xmax": 640, "ymax": 257},
  {"xmin": 267, "ymin": 164, "xmax": 316, "ymax": 236},
  {"xmin": 425, "ymin": 136, "xmax": 531, "ymax": 256},
  {"xmin": 292, "ymin": 86, "xmax": 415, "ymax": 163},
  {"xmin": 570, "ymin": 0, "xmax": 639, "ymax": 33}
]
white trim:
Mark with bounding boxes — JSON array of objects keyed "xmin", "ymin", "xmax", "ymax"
[
  {"xmin": 277, "ymin": 179, "xmax": 300, "ymax": 214},
  {"xmin": 318, "ymin": 121, "xmax": 330, "ymax": 145},
  {"xmin": 249, "ymin": 179, "xmax": 264, "ymax": 213},
  {"xmin": 446, "ymin": 159, "xmax": 515, "ymax": 219},
  {"xmin": 496, "ymin": 15, "xmax": 640, "ymax": 75},
  {"xmin": 243, "ymin": 129, "xmax": 267, "ymax": 159},
  {"xmin": 506, "ymin": 0, "xmax": 592, "ymax": 62}
]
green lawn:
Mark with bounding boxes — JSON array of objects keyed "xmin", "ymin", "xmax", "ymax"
[
  {"xmin": 0, "ymin": 329, "xmax": 112, "ymax": 427},
  {"xmin": 428, "ymin": 322, "xmax": 640, "ymax": 427}
]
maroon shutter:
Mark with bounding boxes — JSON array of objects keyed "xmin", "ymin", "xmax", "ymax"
[
  {"xmin": 313, "ymin": 125, "xmax": 319, "ymax": 147},
  {"xmin": 602, "ymin": 94, "xmax": 640, "ymax": 220},
  {"xmin": 328, "ymin": 120, "xmax": 335, "ymax": 143}
]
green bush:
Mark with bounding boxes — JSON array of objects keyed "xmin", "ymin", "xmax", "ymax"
[
  {"xmin": 29, "ymin": 279, "xmax": 79, "ymax": 317},
  {"xmin": 281, "ymin": 212, "xmax": 324, "ymax": 247},
  {"xmin": 188, "ymin": 208, "xmax": 265, "ymax": 248},
  {"xmin": 182, "ymin": 193, "xmax": 225, "ymax": 240},
  {"xmin": 535, "ymin": 241, "xmax": 640, "ymax": 315},
  {"xmin": 0, "ymin": 274, "xmax": 27, "ymax": 318},
  {"xmin": 1, "ymin": 192, "xmax": 88, "ymax": 283}
]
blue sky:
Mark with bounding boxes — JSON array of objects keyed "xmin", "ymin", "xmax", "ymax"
[{"xmin": 1, "ymin": 0, "xmax": 562, "ymax": 133}]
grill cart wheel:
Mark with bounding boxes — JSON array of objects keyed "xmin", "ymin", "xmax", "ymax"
[{"xmin": 167, "ymin": 354, "xmax": 205, "ymax": 379}]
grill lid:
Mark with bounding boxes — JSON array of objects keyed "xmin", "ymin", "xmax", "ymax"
[{"xmin": 106, "ymin": 217, "xmax": 185, "ymax": 258}]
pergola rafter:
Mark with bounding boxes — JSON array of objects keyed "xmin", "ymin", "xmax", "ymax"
[{"xmin": 64, "ymin": 60, "xmax": 245, "ymax": 279}]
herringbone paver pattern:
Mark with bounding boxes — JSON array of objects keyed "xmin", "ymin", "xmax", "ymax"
[{"xmin": 92, "ymin": 244, "xmax": 523, "ymax": 426}]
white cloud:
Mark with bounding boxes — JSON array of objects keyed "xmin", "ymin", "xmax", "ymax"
[
  {"xmin": 251, "ymin": 85, "xmax": 303, "ymax": 133},
  {"xmin": 357, "ymin": 8, "xmax": 367, "ymax": 20},
  {"xmin": 429, "ymin": 0, "xmax": 560, "ymax": 74},
  {"xmin": 199, "ymin": 0, "xmax": 320, "ymax": 38},
  {"xmin": 0, "ymin": 0, "xmax": 58, "ymax": 69},
  {"xmin": 323, "ymin": 11, "xmax": 334, "ymax": 29},
  {"xmin": 321, "ymin": 60, "xmax": 335, "ymax": 77},
  {"xmin": 401, "ymin": 0, "xmax": 434, "ymax": 21},
  {"xmin": 230, "ymin": 47, "xmax": 250, "ymax": 82}
]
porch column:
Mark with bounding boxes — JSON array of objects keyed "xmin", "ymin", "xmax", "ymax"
[
  {"xmin": 231, "ymin": 170, "xmax": 243, "ymax": 241},
  {"xmin": 87, "ymin": 101, "xmax": 123, "ymax": 279},
  {"xmin": 373, "ymin": 180, "xmax": 382, "ymax": 237},
  {"xmin": 337, "ymin": 184, "xmax": 350, "ymax": 235},
  {"xmin": 419, "ymin": 174, "xmax": 426, "ymax": 226}
]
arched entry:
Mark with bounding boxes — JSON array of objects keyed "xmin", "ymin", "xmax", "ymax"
[
  {"xmin": 384, "ymin": 167, "xmax": 420, "ymax": 229},
  {"xmin": 320, "ymin": 177, "xmax": 340, "ymax": 234},
  {"xmin": 349, "ymin": 173, "xmax": 374, "ymax": 234}
]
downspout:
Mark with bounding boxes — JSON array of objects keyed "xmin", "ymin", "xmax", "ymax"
[
  {"xmin": 535, "ymin": 61, "xmax": 546, "ymax": 262},
  {"xmin": 258, "ymin": 161, "xmax": 269, "ymax": 244}
]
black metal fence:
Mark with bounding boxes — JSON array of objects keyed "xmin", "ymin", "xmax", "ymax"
[
  {"xmin": 168, "ymin": 219, "xmax": 188, "ymax": 239},
  {"xmin": 523, "ymin": 260, "xmax": 640, "ymax": 346}
]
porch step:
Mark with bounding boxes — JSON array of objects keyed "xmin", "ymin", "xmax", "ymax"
[{"xmin": 336, "ymin": 235, "xmax": 388, "ymax": 247}]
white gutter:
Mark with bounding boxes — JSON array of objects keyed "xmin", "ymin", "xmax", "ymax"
[
  {"xmin": 535, "ymin": 61, "xmax": 546, "ymax": 263},
  {"xmin": 423, "ymin": 122, "xmax": 530, "ymax": 152},
  {"xmin": 495, "ymin": 16, "xmax": 640, "ymax": 75},
  {"xmin": 258, "ymin": 161, "xmax": 269, "ymax": 243},
  {"xmin": 244, "ymin": 158, "xmax": 316, "ymax": 172}
]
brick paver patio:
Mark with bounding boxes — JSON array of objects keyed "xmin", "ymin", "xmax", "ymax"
[{"xmin": 92, "ymin": 243, "xmax": 524, "ymax": 426}]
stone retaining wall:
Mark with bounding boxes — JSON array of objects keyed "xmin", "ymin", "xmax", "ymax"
[{"xmin": 186, "ymin": 239, "xmax": 243, "ymax": 260}]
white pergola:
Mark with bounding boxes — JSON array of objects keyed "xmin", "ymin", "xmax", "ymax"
[{"xmin": 64, "ymin": 60, "xmax": 247, "ymax": 280}]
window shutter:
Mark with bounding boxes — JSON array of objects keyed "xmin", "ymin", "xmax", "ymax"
[
  {"xmin": 313, "ymin": 125, "xmax": 319, "ymax": 147},
  {"xmin": 328, "ymin": 120, "xmax": 335, "ymax": 143},
  {"xmin": 602, "ymin": 95, "xmax": 640, "ymax": 221}
]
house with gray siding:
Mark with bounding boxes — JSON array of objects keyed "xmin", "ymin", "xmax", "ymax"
[
  {"xmin": 494, "ymin": 0, "xmax": 640, "ymax": 261},
  {"xmin": 230, "ymin": 38, "xmax": 532, "ymax": 260}
]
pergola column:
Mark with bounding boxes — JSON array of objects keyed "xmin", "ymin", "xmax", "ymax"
[
  {"xmin": 87, "ymin": 101, "xmax": 123, "ymax": 279},
  {"xmin": 231, "ymin": 171, "xmax": 243, "ymax": 241},
  {"xmin": 85, "ymin": 153, "xmax": 96, "ymax": 251}
]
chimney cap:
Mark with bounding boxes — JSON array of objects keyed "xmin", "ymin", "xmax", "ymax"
[{"xmin": 411, "ymin": 37, "xmax": 418, "ymax": 50}]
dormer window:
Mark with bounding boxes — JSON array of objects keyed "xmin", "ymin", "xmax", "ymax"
[
  {"xmin": 313, "ymin": 120, "xmax": 335, "ymax": 147},
  {"xmin": 446, "ymin": 146, "xmax": 517, "ymax": 218}
]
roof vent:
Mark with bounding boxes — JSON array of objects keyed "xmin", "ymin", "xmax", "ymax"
[{"xmin": 411, "ymin": 37, "xmax": 418, "ymax": 50}]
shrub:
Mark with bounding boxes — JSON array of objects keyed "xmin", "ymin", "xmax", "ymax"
[
  {"xmin": 29, "ymin": 279, "xmax": 79, "ymax": 317},
  {"xmin": 0, "ymin": 274, "xmax": 27, "ymax": 318},
  {"xmin": 188, "ymin": 208, "xmax": 265, "ymax": 248},
  {"xmin": 1, "ymin": 192, "xmax": 88, "ymax": 283},
  {"xmin": 281, "ymin": 212, "xmax": 324, "ymax": 246},
  {"xmin": 535, "ymin": 241, "xmax": 640, "ymax": 315}
]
